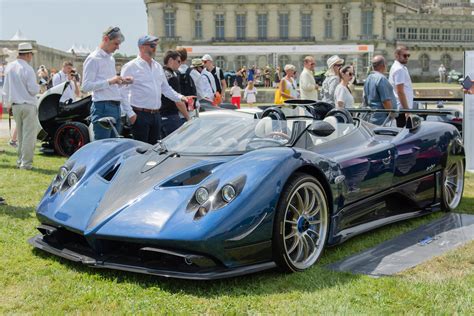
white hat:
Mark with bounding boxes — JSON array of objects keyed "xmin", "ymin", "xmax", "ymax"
[
  {"xmin": 327, "ymin": 55, "xmax": 344, "ymax": 69},
  {"xmin": 201, "ymin": 54, "xmax": 213, "ymax": 62},
  {"xmin": 18, "ymin": 42, "xmax": 34, "ymax": 54}
]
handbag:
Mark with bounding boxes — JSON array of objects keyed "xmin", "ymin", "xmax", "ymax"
[
  {"xmin": 274, "ymin": 89, "xmax": 283, "ymax": 105},
  {"xmin": 212, "ymin": 91, "xmax": 222, "ymax": 106}
]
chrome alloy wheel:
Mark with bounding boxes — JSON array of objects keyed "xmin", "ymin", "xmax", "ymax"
[
  {"xmin": 282, "ymin": 182, "xmax": 328, "ymax": 270},
  {"xmin": 443, "ymin": 160, "xmax": 464, "ymax": 210}
]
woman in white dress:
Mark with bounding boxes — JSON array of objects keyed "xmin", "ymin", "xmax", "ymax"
[
  {"xmin": 244, "ymin": 80, "xmax": 258, "ymax": 104},
  {"xmin": 334, "ymin": 65, "xmax": 355, "ymax": 109}
]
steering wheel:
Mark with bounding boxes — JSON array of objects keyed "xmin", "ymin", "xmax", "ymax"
[
  {"xmin": 266, "ymin": 131, "xmax": 290, "ymax": 140},
  {"xmin": 325, "ymin": 108, "xmax": 354, "ymax": 124},
  {"xmin": 261, "ymin": 107, "xmax": 287, "ymax": 121}
]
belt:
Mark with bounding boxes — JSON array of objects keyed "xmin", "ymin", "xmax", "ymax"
[
  {"xmin": 132, "ymin": 106, "xmax": 160, "ymax": 114},
  {"xmin": 95, "ymin": 100, "xmax": 121, "ymax": 106}
]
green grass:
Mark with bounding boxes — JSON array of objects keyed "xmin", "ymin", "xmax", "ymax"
[{"xmin": 1, "ymin": 143, "xmax": 473, "ymax": 313}]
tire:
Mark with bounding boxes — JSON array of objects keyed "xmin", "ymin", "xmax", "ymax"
[
  {"xmin": 441, "ymin": 160, "xmax": 464, "ymax": 212},
  {"xmin": 53, "ymin": 122, "xmax": 90, "ymax": 157},
  {"xmin": 273, "ymin": 173, "xmax": 329, "ymax": 272}
]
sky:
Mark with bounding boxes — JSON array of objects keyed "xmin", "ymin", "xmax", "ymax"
[{"xmin": 0, "ymin": 0, "xmax": 147, "ymax": 56}]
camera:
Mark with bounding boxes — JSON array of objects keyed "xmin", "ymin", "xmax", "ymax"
[{"xmin": 70, "ymin": 71, "xmax": 79, "ymax": 81}]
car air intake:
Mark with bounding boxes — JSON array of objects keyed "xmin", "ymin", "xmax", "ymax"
[{"xmin": 101, "ymin": 163, "xmax": 121, "ymax": 181}]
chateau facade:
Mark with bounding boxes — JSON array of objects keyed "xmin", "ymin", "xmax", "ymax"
[{"xmin": 145, "ymin": 0, "xmax": 474, "ymax": 80}]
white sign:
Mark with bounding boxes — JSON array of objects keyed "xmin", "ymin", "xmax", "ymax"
[
  {"xmin": 179, "ymin": 45, "xmax": 374, "ymax": 55},
  {"xmin": 464, "ymin": 51, "xmax": 474, "ymax": 171}
]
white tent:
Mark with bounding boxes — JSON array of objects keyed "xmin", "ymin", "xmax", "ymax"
[{"xmin": 10, "ymin": 29, "xmax": 28, "ymax": 41}]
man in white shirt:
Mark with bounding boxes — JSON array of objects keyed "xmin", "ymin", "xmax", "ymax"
[
  {"xmin": 52, "ymin": 61, "xmax": 80, "ymax": 104},
  {"xmin": 82, "ymin": 26, "xmax": 131, "ymax": 140},
  {"xmin": 299, "ymin": 56, "xmax": 319, "ymax": 101},
  {"xmin": 389, "ymin": 45, "xmax": 413, "ymax": 127},
  {"xmin": 3, "ymin": 42, "xmax": 40, "ymax": 170},
  {"xmin": 120, "ymin": 36, "xmax": 190, "ymax": 144},
  {"xmin": 189, "ymin": 59, "xmax": 206, "ymax": 108},
  {"xmin": 199, "ymin": 58, "xmax": 216, "ymax": 106}
]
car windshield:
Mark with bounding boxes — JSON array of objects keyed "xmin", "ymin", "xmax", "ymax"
[{"xmin": 161, "ymin": 113, "xmax": 293, "ymax": 155}]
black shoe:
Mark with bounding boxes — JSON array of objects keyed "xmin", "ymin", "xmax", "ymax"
[{"xmin": 0, "ymin": 197, "xmax": 5, "ymax": 205}]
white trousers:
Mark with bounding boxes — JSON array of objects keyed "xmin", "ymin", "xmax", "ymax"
[{"xmin": 12, "ymin": 103, "xmax": 38, "ymax": 168}]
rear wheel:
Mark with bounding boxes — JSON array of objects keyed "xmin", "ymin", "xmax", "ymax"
[
  {"xmin": 441, "ymin": 160, "xmax": 464, "ymax": 212},
  {"xmin": 53, "ymin": 122, "xmax": 90, "ymax": 157},
  {"xmin": 273, "ymin": 173, "xmax": 329, "ymax": 272}
]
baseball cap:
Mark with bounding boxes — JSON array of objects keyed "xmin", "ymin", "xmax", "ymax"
[
  {"xmin": 201, "ymin": 54, "xmax": 213, "ymax": 62},
  {"xmin": 138, "ymin": 35, "xmax": 159, "ymax": 46}
]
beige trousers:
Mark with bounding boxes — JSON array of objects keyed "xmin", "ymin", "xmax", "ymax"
[{"xmin": 12, "ymin": 103, "xmax": 38, "ymax": 169}]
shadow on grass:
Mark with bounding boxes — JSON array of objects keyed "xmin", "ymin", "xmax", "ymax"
[
  {"xmin": 0, "ymin": 204, "xmax": 35, "ymax": 220},
  {"xmin": 0, "ymin": 163, "xmax": 57, "ymax": 176}
]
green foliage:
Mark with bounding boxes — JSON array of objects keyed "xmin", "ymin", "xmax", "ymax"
[{"xmin": 0, "ymin": 144, "xmax": 473, "ymax": 313}]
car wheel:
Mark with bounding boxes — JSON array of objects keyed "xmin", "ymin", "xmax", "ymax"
[
  {"xmin": 273, "ymin": 173, "xmax": 329, "ymax": 272},
  {"xmin": 53, "ymin": 122, "xmax": 90, "ymax": 157},
  {"xmin": 441, "ymin": 160, "xmax": 464, "ymax": 212}
]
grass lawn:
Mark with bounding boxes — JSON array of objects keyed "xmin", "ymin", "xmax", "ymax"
[{"xmin": 1, "ymin": 142, "xmax": 473, "ymax": 313}]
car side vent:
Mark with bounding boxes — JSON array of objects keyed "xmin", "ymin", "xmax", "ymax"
[{"xmin": 102, "ymin": 163, "xmax": 121, "ymax": 181}]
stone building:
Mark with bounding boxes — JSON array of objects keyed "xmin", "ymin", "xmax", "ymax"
[{"xmin": 144, "ymin": 0, "xmax": 474, "ymax": 80}]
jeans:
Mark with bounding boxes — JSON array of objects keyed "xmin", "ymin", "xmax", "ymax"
[
  {"xmin": 91, "ymin": 101, "xmax": 121, "ymax": 140},
  {"xmin": 131, "ymin": 111, "xmax": 162, "ymax": 144},
  {"xmin": 161, "ymin": 114, "xmax": 186, "ymax": 137}
]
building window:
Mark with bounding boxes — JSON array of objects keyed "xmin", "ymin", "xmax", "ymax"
[
  {"xmin": 465, "ymin": 29, "xmax": 474, "ymax": 41},
  {"xmin": 452, "ymin": 29, "xmax": 462, "ymax": 41},
  {"xmin": 430, "ymin": 28, "xmax": 440, "ymax": 40},
  {"xmin": 279, "ymin": 14, "xmax": 289, "ymax": 39},
  {"xmin": 194, "ymin": 20, "xmax": 203, "ymax": 39},
  {"xmin": 279, "ymin": 55, "xmax": 290, "ymax": 69},
  {"xmin": 396, "ymin": 27, "xmax": 406, "ymax": 40},
  {"xmin": 215, "ymin": 56, "xmax": 226, "ymax": 69},
  {"xmin": 408, "ymin": 28, "xmax": 417, "ymax": 40},
  {"xmin": 420, "ymin": 54, "xmax": 430, "ymax": 72},
  {"xmin": 419, "ymin": 28, "xmax": 429, "ymax": 40},
  {"xmin": 324, "ymin": 19, "xmax": 333, "ymax": 39},
  {"xmin": 342, "ymin": 12, "xmax": 349, "ymax": 40},
  {"xmin": 441, "ymin": 54, "xmax": 452, "ymax": 70},
  {"xmin": 164, "ymin": 12, "xmax": 175, "ymax": 37},
  {"xmin": 195, "ymin": 4, "xmax": 201, "ymax": 10},
  {"xmin": 235, "ymin": 55, "xmax": 247, "ymax": 69},
  {"xmin": 361, "ymin": 11, "xmax": 373, "ymax": 37},
  {"xmin": 442, "ymin": 29, "xmax": 451, "ymax": 41},
  {"xmin": 236, "ymin": 14, "xmax": 246, "ymax": 40},
  {"xmin": 301, "ymin": 13, "xmax": 312, "ymax": 39},
  {"xmin": 257, "ymin": 14, "xmax": 267, "ymax": 40},
  {"xmin": 215, "ymin": 14, "xmax": 225, "ymax": 40},
  {"xmin": 325, "ymin": 4, "xmax": 332, "ymax": 9}
]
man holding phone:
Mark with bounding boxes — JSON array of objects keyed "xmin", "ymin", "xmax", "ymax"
[
  {"xmin": 120, "ymin": 35, "xmax": 190, "ymax": 144},
  {"xmin": 82, "ymin": 26, "xmax": 132, "ymax": 140}
]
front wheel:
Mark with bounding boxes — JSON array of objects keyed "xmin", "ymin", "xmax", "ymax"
[
  {"xmin": 441, "ymin": 160, "xmax": 464, "ymax": 212},
  {"xmin": 53, "ymin": 122, "xmax": 90, "ymax": 157},
  {"xmin": 273, "ymin": 173, "xmax": 329, "ymax": 272}
]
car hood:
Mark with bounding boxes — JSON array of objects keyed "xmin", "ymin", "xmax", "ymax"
[{"xmin": 38, "ymin": 149, "xmax": 232, "ymax": 235}]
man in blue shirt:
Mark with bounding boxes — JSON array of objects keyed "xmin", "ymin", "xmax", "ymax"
[{"xmin": 363, "ymin": 55, "xmax": 397, "ymax": 125}]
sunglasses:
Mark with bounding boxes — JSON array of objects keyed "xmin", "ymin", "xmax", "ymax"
[
  {"xmin": 106, "ymin": 27, "xmax": 120, "ymax": 36},
  {"xmin": 145, "ymin": 43, "xmax": 157, "ymax": 48},
  {"xmin": 346, "ymin": 72, "xmax": 354, "ymax": 76},
  {"xmin": 402, "ymin": 54, "xmax": 410, "ymax": 58},
  {"xmin": 335, "ymin": 64, "xmax": 343, "ymax": 67}
]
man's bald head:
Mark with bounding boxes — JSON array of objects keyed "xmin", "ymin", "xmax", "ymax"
[{"xmin": 372, "ymin": 55, "xmax": 386, "ymax": 72}]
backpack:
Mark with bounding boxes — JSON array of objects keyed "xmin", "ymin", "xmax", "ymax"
[{"xmin": 179, "ymin": 67, "xmax": 197, "ymax": 97}]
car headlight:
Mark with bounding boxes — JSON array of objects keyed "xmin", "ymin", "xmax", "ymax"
[
  {"xmin": 58, "ymin": 166, "xmax": 69, "ymax": 180},
  {"xmin": 67, "ymin": 172, "xmax": 79, "ymax": 187},
  {"xmin": 221, "ymin": 184, "xmax": 236, "ymax": 203},
  {"xmin": 195, "ymin": 187, "xmax": 209, "ymax": 205}
]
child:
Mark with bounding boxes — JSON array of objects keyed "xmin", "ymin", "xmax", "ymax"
[
  {"xmin": 244, "ymin": 80, "xmax": 258, "ymax": 105},
  {"xmin": 230, "ymin": 80, "xmax": 242, "ymax": 109}
]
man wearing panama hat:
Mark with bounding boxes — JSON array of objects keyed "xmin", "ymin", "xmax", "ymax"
[{"xmin": 3, "ymin": 42, "xmax": 40, "ymax": 170}]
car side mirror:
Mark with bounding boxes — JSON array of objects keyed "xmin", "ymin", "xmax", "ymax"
[
  {"xmin": 308, "ymin": 121, "xmax": 335, "ymax": 137},
  {"xmin": 97, "ymin": 117, "xmax": 122, "ymax": 138},
  {"xmin": 406, "ymin": 115, "xmax": 422, "ymax": 132}
]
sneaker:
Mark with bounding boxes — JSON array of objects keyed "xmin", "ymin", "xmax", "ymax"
[
  {"xmin": 19, "ymin": 165, "xmax": 33, "ymax": 170},
  {"xmin": 0, "ymin": 197, "xmax": 5, "ymax": 205},
  {"xmin": 9, "ymin": 140, "xmax": 17, "ymax": 148}
]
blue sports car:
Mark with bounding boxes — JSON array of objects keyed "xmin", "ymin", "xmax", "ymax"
[{"xmin": 29, "ymin": 104, "xmax": 465, "ymax": 280}]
